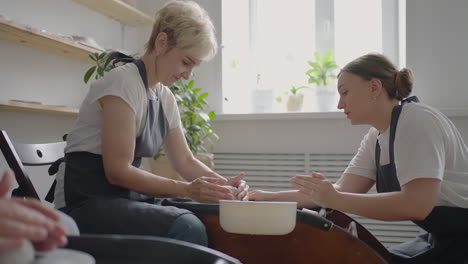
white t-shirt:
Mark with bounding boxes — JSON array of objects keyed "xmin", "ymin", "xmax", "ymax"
[
  {"xmin": 55, "ymin": 63, "xmax": 181, "ymax": 208},
  {"xmin": 65, "ymin": 63, "xmax": 181, "ymax": 154},
  {"xmin": 344, "ymin": 103, "xmax": 468, "ymax": 208}
]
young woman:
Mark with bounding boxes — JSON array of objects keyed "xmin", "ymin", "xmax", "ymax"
[
  {"xmin": 250, "ymin": 53, "xmax": 468, "ymax": 262},
  {"xmin": 54, "ymin": 1, "xmax": 247, "ymax": 246}
]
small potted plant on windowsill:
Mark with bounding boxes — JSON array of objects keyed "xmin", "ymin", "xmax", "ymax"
[
  {"xmin": 84, "ymin": 52, "xmax": 219, "ymax": 181},
  {"xmin": 306, "ymin": 50, "xmax": 339, "ymax": 90},
  {"xmin": 276, "ymin": 85, "xmax": 309, "ymax": 111},
  {"xmin": 305, "ymin": 50, "xmax": 339, "ymax": 111}
]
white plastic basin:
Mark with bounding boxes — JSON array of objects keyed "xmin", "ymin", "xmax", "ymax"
[{"xmin": 219, "ymin": 200, "xmax": 297, "ymax": 235}]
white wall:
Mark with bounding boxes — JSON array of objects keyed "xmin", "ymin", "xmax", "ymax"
[
  {"xmin": 406, "ymin": 0, "xmax": 468, "ymax": 110},
  {"xmin": 0, "ymin": 0, "xmax": 147, "ymax": 196},
  {"xmin": 211, "ymin": 113, "xmax": 468, "ymax": 155},
  {"xmin": 212, "ymin": 114, "xmax": 369, "ymax": 154}
]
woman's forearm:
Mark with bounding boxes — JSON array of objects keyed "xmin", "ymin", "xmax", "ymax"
[
  {"xmin": 262, "ymin": 190, "xmax": 319, "ymax": 208},
  {"xmin": 176, "ymin": 155, "xmax": 224, "ymax": 182},
  {"xmin": 108, "ymin": 165, "xmax": 189, "ymax": 197},
  {"xmin": 332, "ymin": 191, "xmax": 429, "ymax": 221}
]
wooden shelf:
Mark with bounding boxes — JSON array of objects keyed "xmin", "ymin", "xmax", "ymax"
[
  {"xmin": 0, "ymin": 100, "xmax": 79, "ymax": 117},
  {"xmin": 0, "ymin": 17, "xmax": 102, "ymax": 63},
  {"xmin": 73, "ymin": 0, "xmax": 154, "ymax": 27}
]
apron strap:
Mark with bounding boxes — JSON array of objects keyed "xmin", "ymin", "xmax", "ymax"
[
  {"xmin": 132, "ymin": 59, "xmax": 148, "ymax": 89},
  {"xmin": 103, "ymin": 52, "xmax": 135, "ymax": 69},
  {"xmin": 103, "ymin": 52, "xmax": 148, "ymax": 90},
  {"xmin": 389, "ymin": 96, "xmax": 420, "ymax": 164}
]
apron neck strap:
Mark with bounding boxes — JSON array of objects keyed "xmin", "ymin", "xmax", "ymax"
[
  {"xmin": 103, "ymin": 52, "xmax": 134, "ymax": 70},
  {"xmin": 103, "ymin": 52, "xmax": 148, "ymax": 89},
  {"xmin": 388, "ymin": 95, "xmax": 420, "ymax": 164}
]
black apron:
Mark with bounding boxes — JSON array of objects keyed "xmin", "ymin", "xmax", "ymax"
[
  {"xmin": 375, "ymin": 96, "xmax": 468, "ymax": 263},
  {"xmin": 61, "ymin": 52, "xmax": 192, "ymax": 236}
]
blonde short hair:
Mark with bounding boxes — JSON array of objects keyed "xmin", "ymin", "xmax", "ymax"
[{"xmin": 145, "ymin": 1, "xmax": 218, "ymax": 61}]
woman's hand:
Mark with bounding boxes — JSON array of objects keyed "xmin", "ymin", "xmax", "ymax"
[
  {"xmin": 226, "ymin": 173, "xmax": 249, "ymax": 200},
  {"xmin": 248, "ymin": 190, "xmax": 274, "ymax": 201},
  {"xmin": 0, "ymin": 170, "xmax": 67, "ymax": 252},
  {"xmin": 291, "ymin": 172, "xmax": 340, "ymax": 208},
  {"xmin": 187, "ymin": 176, "xmax": 235, "ymax": 203}
]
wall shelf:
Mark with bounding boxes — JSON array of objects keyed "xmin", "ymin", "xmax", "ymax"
[
  {"xmin": 0, "ymin": 100, "xmax": 79, "ymax": 117},
  {"xmin": 73, "ymin": 0, "xmax": 154, "ymax": 27},
  {"xmin": 0, "ymin": 17, "xmax": 102, "ymax": 63}
]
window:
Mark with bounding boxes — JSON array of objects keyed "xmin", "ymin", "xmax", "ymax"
[{"xmin": 221, "ymin": 0, "xmax": 404, "ymax": 114}]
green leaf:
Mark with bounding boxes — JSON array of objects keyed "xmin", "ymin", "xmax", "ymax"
[
  {"xmin": 163, "ymin": 78, "xmax": 220, "ymax": 153},
  {"xmin": 97, "ymin": 67, "xmax": 104, "ymax": 77},
  {"xmin": 174, "ymin": 94, "xmax": 183, "ymax": 103},
  {"xmin": 84, "ymin": 66, "xmax": 96, "ymax": 84},
  {"xmin": 91, "ymin": 52, "xmax": 100, "ymax": 61},
  {"xmin": 187, "ymin": 125, "xmax": 201, "ymax": 131},
  {"xmin": 187, "ymin": 80, "xmax": 195, "ymax": 89},
  {"xmin": 97, "ymin": 52, "xmax": 106, "ymax": 60},
  {"xmin": 208, "ymin": 111, "xmax": 216, "ymax": 120},
  {"xmin": 199, "ymin": 113, "xmax": 210, "ymax": 122},
  {"xmin": 89, "ymin": 54, "xmax": 97, "ymax": 61},
  {"xmin": 305, "ymin": 50, "xmax": 339, "ymax": 86},
  {"xmin": 198, "ymin": 93, "xmax": 209, "ymax": 100},
  {"xmin": 189, "ymin": 93, "xmax": 197, "ymax": 104},
  {"xmin": 191, "ymin": 112, "xmax": 197, "ymax": 123},
  {"xmin": 324, "ymin": 50, "xmax": 333, "ymax": 61},
  {"xmin": 102, "ymin": 52, "xmax": 111, "ymax": 61}
]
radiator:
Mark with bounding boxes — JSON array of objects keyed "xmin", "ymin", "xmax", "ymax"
[{"xmin": 214, "ymin": 152, "xmax": 422, "ymax": 248}]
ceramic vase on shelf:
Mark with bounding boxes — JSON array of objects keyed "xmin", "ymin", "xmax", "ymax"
[
  {"xmin": 315, "ymin": 84, "xmax": 337, "ymax": 112},
  {"xmin": 286, "ymin": 93, "xmax": 304, "ymax": 111},
  {"xmin": 252, "ymin": 89, "xmax": 273, "ymax": 113}
]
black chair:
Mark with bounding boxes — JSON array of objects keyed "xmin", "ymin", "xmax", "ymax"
[
  {"xmin": 0, "ymin": 129, "xmax": 64, "ymax": 201},
  {"xmin": 0, "ymin": 130, "xmax": 243, "ymax": 264},
  {"xmin": 66, "ymin": 234, "xmax": 242, "ymax": 264}
]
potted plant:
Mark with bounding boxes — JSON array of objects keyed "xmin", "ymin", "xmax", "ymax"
[
  {"xmin": 84, "ymin": 52, "xmax": 116, "ymax": 83},
  {"xmin": 305, "ymin": 50, "xmax": 339, "ymax": 111},
  {"xmin": 305, "ymin": 50, "xmax": 339, "ymax": 88},
  {"xmin": 149, "ymin": 78, "xmax": 219, "ymax": 181},
  {"xmin": 84, "ymin": 52, "xmax": 219, "ymax": 181},
  {"xmin": 275, "ymin": 85, "xmax": 309, "ymax": 111}
]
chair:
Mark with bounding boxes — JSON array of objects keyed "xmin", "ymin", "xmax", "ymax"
[
  {"xmin": 66, "ymin": 234, "xmax": 242, "ymax": 264},
  {"xmin": 0, "ymin": 130, "xmax": 65, "ymax": 201},
  {"xmin": 0, "ymin": 130, "xmax": 243, "ymax": 263}
]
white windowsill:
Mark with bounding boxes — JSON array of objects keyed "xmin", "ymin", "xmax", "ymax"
[
  {"xmin": 215, "ymin": 108, "xmax": 468, "ymax": 121},
  {"xmin": 215, "ymin": 111, "xmax": 345, "ymax": 121}
]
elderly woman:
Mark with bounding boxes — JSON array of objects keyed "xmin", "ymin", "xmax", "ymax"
[{"xmin": 54, "ymin": 1, "xmax": 247, "ymax": 246}]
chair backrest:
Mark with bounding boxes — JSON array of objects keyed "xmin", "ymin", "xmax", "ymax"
[
  {"xmin": 67, "ymin": 234, "xmax": 242, "ymax": 264},
  {"xmin": 0, "ymin": 130, "xmax": 66, "ymax": 200}
]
